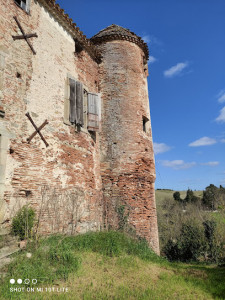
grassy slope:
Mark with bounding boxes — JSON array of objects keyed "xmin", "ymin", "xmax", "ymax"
[
  {"xmin": 155, "ymin": 189, "xmax": 203, "ymax": 206},
  {"xmin": 0, "ymin": 232, "xmax": 224, "ymax": 300}
]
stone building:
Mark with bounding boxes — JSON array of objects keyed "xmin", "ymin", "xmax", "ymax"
[{"xmin": 0, "ymin": 0, "xmax": 159, "ymax": 253}]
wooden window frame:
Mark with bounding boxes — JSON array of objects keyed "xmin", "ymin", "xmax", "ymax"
[
  {"xmin": 87, "ymin": 92, "xmax": 100, "ymax": 132},
  {"xmin": 64, "ymin": 75, "xmax": 91, "ymax": 133}
]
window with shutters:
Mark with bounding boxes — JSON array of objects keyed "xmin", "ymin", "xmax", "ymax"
[
  {"xmin": 87, "ymin": 93, "xmax": 100, "ymax": 132},
  {"xmin": 64, "ymin": 77, "xmax": 84, "ymax": 127},
  {"xmin": 14, "ymin": 0, "xmax": 30, "ymax": 13},
  {"xmin": 64, "ymin": 76, "xmax": 101, "ymax": 133}
]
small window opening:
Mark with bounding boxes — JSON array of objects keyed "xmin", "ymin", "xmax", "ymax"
[
  {"xmin": 14, "ymin": 0, "xmax": 29, "ymax": 12},
  {"xmin": 143, "ymin": 56, "xmax": 147, "ymax": 66},
  {"xmin": 143, "ymin": 116, "xmax": 149, "ymax": 132}
]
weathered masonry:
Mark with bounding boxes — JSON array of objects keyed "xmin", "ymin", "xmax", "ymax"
[{"xmin": 0, "ymin": 0, "xmax": 159, "ymax": 254}]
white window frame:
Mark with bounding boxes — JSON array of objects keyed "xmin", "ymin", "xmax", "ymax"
[{"xmin": 14, "ymin": 0, "xmax": 31, "ymax": 13}]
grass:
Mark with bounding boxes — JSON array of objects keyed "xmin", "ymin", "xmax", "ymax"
[
  {"xmin": 0, "ymin": 231, "xmax": 224, "ymax": 299},
  {"xmin": 155, "ymin": 189, "xmax": 203, "ymax": 206}
]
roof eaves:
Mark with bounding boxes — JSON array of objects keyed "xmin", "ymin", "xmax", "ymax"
[{"xmin": 37, "ymin": 0, "xmax": 101, "ymax": 63}]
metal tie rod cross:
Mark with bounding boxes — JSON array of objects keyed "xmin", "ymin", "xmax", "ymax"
[
  {"xmin": 25, "ymin": 113, "xmax": 49, "ymax": 147},
  {"xmin": 12, "ymin": 16, "xmax": 38, "ymax": 55}
]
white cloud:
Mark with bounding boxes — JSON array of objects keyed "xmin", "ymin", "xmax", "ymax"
[
  {"xmin": 201, "ymin": 161, "xmax": 219, "ymax": 167},
  {"xmin": 217, "ymin": 90, "xmax": 225, "ymax": 103},
  {"xmin": 163, "ymin": 62, "xmax": 189, "ymax": 78},
  {"xmin": 221, "ymin": 139, "xmax": 225, "ymax": 143},
  {"xmin": 160, "ymin": 160, "xmax": 196, "ymax": 170},
  {"xmin": 142, "ymin": 35, "xmax": 151, "ymax": 43},
  {"xmin": 215, "ymin": 107, "xmax": 225, "ymax": 123},
  {"xmin": 148, "ymin": 56, "xmax": 157, "ymax": 64},
  {"xmin": 189, "ymin": 137, "xmax": 217, "ymax": 147},
  {"xmin": 153, "ymin": 143, "xmax": 171, "ymax": 155}
]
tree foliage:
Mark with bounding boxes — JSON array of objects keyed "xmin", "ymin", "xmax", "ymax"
[
  {"xmin": 173, "ymin": 191, "xmax": 181, "ymax": 202},
  {"xmin": 185, "ymin": 189, "xmax": 199, "ymax": 204},
  {"xmin": 11, "ymin": 206, "xmax": 36, "ymax": 240},
  {"xmin": 158, "ymin": 184, "xmax": 225, "ymax": 263},
  {"xmin": 202, "ymin": 184, "xmax": 225, "ymax": 210}
]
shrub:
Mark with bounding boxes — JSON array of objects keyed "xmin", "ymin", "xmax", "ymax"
[
  {"xmin": 163, "ymin": 220, "xmax": 206, "ymax": 262},
  {"xmin": 179, "ymin": 221, "xmax": 206, "ymax": 261},
  {"xmin": 185, "ymin": 189, "xmax": 199, "ymax": 204},
  {"xmin": 11, "ymin": 206, "xmax": 35, "ymax": 240},
  {"xmin": 173, "ymin": 191, "xmax": 181, "ymax": 202}
]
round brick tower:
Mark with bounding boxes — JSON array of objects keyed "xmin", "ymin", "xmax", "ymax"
[{"xmin": 91, "ymin": 25, "xmax": 160, "ymax": 254}]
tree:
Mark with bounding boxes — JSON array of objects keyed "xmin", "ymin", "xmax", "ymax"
[
  {"xmin": 202, "ymin": 184, "xmax": 218, "ymax": 210},
  {"xmin": 173, "ymin": 191, "xmax": 181, "ymax": 202},
  {"xmin": 184, "ymin": 189, "xmax": 198, "ymax": 204}
]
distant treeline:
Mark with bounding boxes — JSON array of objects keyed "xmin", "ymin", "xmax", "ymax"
[
  {"xmin": 173, "ymin": 184, "xmax": 225, "ymax": 210},
  {"xmin": 156, "ymin": 189, "xmax": 174, "ymax": 191}
]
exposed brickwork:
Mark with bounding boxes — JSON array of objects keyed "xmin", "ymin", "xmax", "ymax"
[
  {"xmin": 97, "ymin": 40, "xmax": 159, "ymax": 253},
  {"xmin": 0, "ymin": 0, "xmax": 159, "ymax": 254}
]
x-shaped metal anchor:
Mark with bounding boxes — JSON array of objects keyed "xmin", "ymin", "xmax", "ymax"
[
  {"xmin": 26, "ymin": 113, "xmax": 49, "ymax": 147},
  {"xmin": 12, "ymin": 16, "xmax": 38, "ymax": 55}
]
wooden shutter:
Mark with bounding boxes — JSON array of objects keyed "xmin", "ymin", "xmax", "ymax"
[
  {"xmin": 87, "ymin": 93, "xmax": 100, "ymax": 131},
  {"xmin": 76, "ymin": 81, "xmax": 84, "ymax": 126},
  {"xmin": 69, "ymin": 78, "xmax": 76, "ymax": 124}
]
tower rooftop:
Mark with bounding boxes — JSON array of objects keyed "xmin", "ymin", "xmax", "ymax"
[{"xmin": 91, "ymin": 24, "xmax": 149, "ymax": 60}]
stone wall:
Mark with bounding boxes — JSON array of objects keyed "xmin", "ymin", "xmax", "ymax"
[{"xmin": 0, "ymin": 0, "xmax": 103, "ymax": 235}]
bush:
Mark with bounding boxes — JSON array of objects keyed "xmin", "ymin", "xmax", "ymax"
[
  {"xmin": 11, "ymin": 206, "xmax": 35, "ymax": 240},
  {"xmin": 179, "ymin": 221, "xmax": 206, "ymax": 261},
  {"xmin": 163, "ymin": 220, "xmax": 206, "ymax": 262},
  {"xmin": 185, "ymin": 189, "xmax": 199, "ymax": 204},
  {"xmin": 173, "ymin": 191, "xmax": 181, "ymax": 202}
]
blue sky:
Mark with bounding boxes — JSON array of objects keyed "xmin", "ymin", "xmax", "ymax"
[{"xmin": 57, "ymin": 0, "xmax": 225, "ymax": 191}]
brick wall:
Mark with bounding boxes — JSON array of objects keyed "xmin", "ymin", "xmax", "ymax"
[
  {"xmin": 98, "ymin": 40, "xmax": 159, "ymax": 254},
  {"xmin": 0, "ymin": 0, "xmax": 159, "ymax": 254}
]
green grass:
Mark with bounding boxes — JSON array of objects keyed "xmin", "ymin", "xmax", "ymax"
[{"xmin": 0, "ymin": 231, "xmax": 224, "ymax": 299}]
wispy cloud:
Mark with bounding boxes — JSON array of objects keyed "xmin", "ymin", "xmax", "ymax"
[
  {"xmin": 201, "ymin": 161, "xmax": 219, "ymax": 167},
  {"xmin": 142, "ymin": 35, "xmax": 151, "ymax": 43},
  {"xmin": 160, "ymin": 160, "xmax": 196, "ymax": 170},
  {"xmin": 163, "ymin": 62, "xmax": 189, "ymax": 78},
  {"xmin": 215, "ymin": 107, "xmax": 225, "ymax": 123},
  {"xmin": 217, "ymin": 90, "xmax": 225, "ymax": 103},
  {"xmin": 148, "ymin": 56, "xmax": 157, "ymax": 64},
  {"xmin": 221, "ymin": 138, "xmax": 225, "ymax": 143},
  {"xmin": 153, "ymin": 143, "xmax": 171, "ymax": 155},
  {"xmin": 142, "ymin": 34, "xmax": 162, "ymax": 46},
  {"xmin": 189, "ymin": 137, "xmax": 217, "ymax": 147}
]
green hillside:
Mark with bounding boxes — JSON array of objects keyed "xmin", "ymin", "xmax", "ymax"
[{"xmin": 155, "ymin": 189, "xmax": 203, "ymax": 205}]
